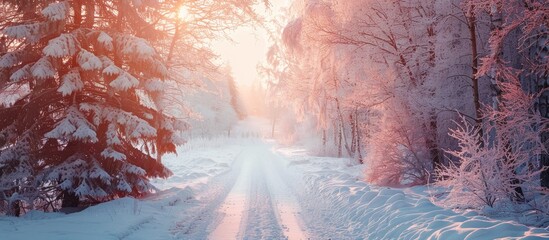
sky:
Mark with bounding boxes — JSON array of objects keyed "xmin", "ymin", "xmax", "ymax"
[
  {"xmin": 211, "ymin": 0, "xmax": 291, "ymax": 88},
  {"xmin": 212, "ymin": 27, "xmax": 268, "ymax": 88}
]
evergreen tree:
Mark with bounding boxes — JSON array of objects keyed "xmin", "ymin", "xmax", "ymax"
[
  {"xmin": 0, "ymin": 0, "xmax": 185, "ymax": 215},
  {"xmin": 227, "ymin": 74, "xmax": 246, "ymax": 120}
]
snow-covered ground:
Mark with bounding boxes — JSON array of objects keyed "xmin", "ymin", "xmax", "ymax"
[
  {"xmin": 1, "ymin": 118, "xmax": 549, "ymax": 239},
  {"xmin": 278, "ymin": 147, "xmax": 549, "ymax": 239}
]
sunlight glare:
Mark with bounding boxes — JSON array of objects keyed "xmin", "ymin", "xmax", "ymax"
[
  {"xmin": 213, "ymin": 28, "xmax": 267, "ymax": 88},
  {"xmin": 178, "ymin": 5, "xmax": 192, "ymax": 21}
]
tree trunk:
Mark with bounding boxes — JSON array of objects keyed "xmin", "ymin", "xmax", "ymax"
[
  {"xmin": 322, "ymin": 129, "xmax": 327, "ymax": 155},
  {"xmin": 9, "ymin": 199, "xmax": 21, "ymax": 217},
  {"xmin": 427, "ymin": 112, "xmax": 441, "ymax": 172},
  {"xmin": 467, "ymin": 5, "xmax": 483, "ymax": 142},
  {"xmin": 350, "ymin": 113, "xmax": 357, "ymax": 155},
  {"xmin": 355, "ymin": 108, "xmax": 363, "ymax": 164},
  {"xmin": 337, "ymin": 122, "xmax": 342, "ymax": 158},
  {"xmin": 61, "ymin": 190, "xmax": 80, "ymax": 208},
  {"xmin": 84, "ymin": 0, "xmax": 95, "ymax": 28},
  {"xmin": 73, "ymin": 0, "xmax": 82, "ymax": 27},
  {"xmin": 538, "ymin": 63, "xmax": 549, "ymax": 188},
  {"xmin": 335, "ymin": 97, "xmax": 352, "ymax": 157}
]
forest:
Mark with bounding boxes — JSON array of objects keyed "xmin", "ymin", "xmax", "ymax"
[
  {"xmin": 263, "ymin": 0, "xmax": 549, "ymax": 210},
  {"xmin": 0, "ymin": 0, "xmax": 548, "ymax": 239}
]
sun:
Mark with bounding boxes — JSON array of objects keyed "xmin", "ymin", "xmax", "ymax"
[{"xmin": 177, "ymin": 6, "xmax": 192, "ymax": 21}]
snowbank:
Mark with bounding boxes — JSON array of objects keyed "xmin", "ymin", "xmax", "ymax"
[
  {"xmin": 278, "ymin": 147, "xmax": 549, "ymax": 240},
  {"xmin": 0, "ymin": 137, "xmax": 245, "ymax": 240},
  {"xmin": 0, "ymin": 188, "xmax": 193, "ymax": 240}
]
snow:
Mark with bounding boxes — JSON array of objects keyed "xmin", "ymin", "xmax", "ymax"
[
  {"xmin": 41, "ymin": 2, "xmax": 69, "ymax": 21},
  {"xmin": 0, "ymin": 82, "xmax": 30, "ymax": 107},
  {"xmin": 102, "ymin": 64, "xmax": 121, "ymax": 76},
  {"xmin": 31, "ymin": 57, "xmax": 56, "ymax": 80},
  {"xmin": 110, "ymin": 72, "xmax": 140, "ymax": 91},
  {"xmin": 280, "ymin": 148, "xmax": 549, "ymax": 239},
  {"xmin": 144, "ymin": 78, "xmax": 166, "ymax": 92},
  {"xmin": 106, "ymin": 123, "xmax": 122, "ymax": 145},
  {"xmin": 100, "ymin": 147, "xmax": 126, "ymax": 161},
  {"xmin": 9, "ymin": 65, "xmax": 31, "ymax": 82},
  {"xmin": 2, "ymin": 23, "xmax": 45, "ymax": 43},
  {"xmin": 79, "ymin": 103, "xmax": 157, "ymax": 140},
  {"xmin": 2, "ymin": 118, "xmax": 549, "ymax": 239},
  {"xmin": 43, "ymin": 34, "xmax": 79, "ymax": 58},
  {"xmin": 45, "ymin": 106, "xmax": 98, "ymax": 143},
  {"xmin": 115, "ymin": 35, "xmax": 156, "ymax": 61},
  {"xmin": 58, "ymin": 69, "xmax": 83, "ymax": 96},
  {"xmin": 0, "ymin": 51, "xmax": 21, "ymax": 68},
  {"xmin": 97, "ymin": 32, "xmax": 114, "ymax": 51},
  {"xmin": 77, "ymin": 50, "xmax": 102, "ymax": 71}
]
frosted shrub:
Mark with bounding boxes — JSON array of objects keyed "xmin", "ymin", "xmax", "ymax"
[
  {"xmin": 436, "ymin": 80, "xmax": 548, "ymax": 210},
  {"xmin": 437, "ymin": 120, "xmax": 512, "ymax": 208},
  {"xmin": 366, "ymin": 101, "xmax": 433, "ymax": 187}
]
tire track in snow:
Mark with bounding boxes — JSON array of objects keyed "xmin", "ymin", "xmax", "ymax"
[
  {"xmin": 262, "ymin": 147, "xmax": 309, "ymax": 240},
  {"xmin": 242, "ymin": 150, "xmax": 285, "ymax": 240},
  {"xmin": 170, "ymin": 151, "xmax": 245, "ymax": 239},
  {"xmin": 209, "ymin": 143, "xmax": 309, "ymax": 240},
  {"xmin": 208, "ymin": 149, "xmax": 254, "ymax": 239}
]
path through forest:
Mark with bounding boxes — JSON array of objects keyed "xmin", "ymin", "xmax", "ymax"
[{"xmin": 202, "ymin": 142, "xmax": 308, "ymax": 239}]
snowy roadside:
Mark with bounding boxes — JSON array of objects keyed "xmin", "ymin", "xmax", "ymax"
[
  {"xmin": 0, "ymin": 137, "xmax": 246, "ymax": 240},
  {"xmin": 276, "ymin": 146, "xmax": 549, "ymax": 239}
]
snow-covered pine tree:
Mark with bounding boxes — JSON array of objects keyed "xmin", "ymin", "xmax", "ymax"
[{"xmin": 0, "ymin": 0, "xmax": 185, "ymax": 215}]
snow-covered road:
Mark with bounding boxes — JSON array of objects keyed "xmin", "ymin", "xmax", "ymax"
[
  {"xmin": 209, "ymin": 143, "xmax": 308, "ymax": 240},
  {"xmin": 168, "ymin": 140, "xmax": 309, "ymax": 240}
]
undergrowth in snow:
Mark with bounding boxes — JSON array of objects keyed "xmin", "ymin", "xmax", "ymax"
[{"xmin": 277, "ymin": 147, "xmax": 549, "ymax": 240}]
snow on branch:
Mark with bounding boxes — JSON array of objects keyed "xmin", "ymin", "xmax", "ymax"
[
  {"xmin": 45, "ymin": 106, "xmax": 98, "ymax": 143},
  {"xmin": 101, "ymin": 147, "xmax": 126, "ymax": 161},
  {"xmin": 97, "ymin": 32, "xmax": 114, "ymax": 52},
  {"xmin": 110, "ymin": 72, "xmax": 140, "ymax": 91},
  {"xmin": 0, "ymin": 51, "xmax": 23, "ymax": 69},
  {"xmin": 0, "ymin": 82, "xmax": 30, "ymax": 107},
  {"xmin": 121, "ymin": 162, "xmax": 146, "ymax": 176},
  {"xmin": 41, "ymin": 1, "xmax": 69, "ymax": 21},
  {"xmin": 58, "ymin": 69, "xmax": 83, "ymax": 96},
  {"xmin": 88, "ymin": 162, "xmax": 113, "ymax": 185},
  {"xmin": 79, "ymin": 103, "xmax": 157, "ymax": 140},
  {"xmin": 9, "ymin": 65, "xmax": 31, "ymax": 82},
  {"xmin": 77, "ymin": 49, "xmax": 102, "ymax": 71},
  {"xmin": 117, "ymin": 179, "xmax": 132, "ymax": 193},
  {"xmin": 436, "ymin": 78, "xmax": 548, "ymax": 209},
  {"xmin": 144, "ymin": 78, "xmax": 167, "ymax": 92},
  {"xmin": 45, "ymin": 157, "xmax": 86, "ymax": 189},
  {"xmin": 3, "ymin": 24, "xmax": 39, "ymax": 40},
  {"xmin": 106, "ymin": 123, "xmax": 122, "ymax": 146},
  {"xmin": 30, "ymin": 57, "xmax": 56, "ymax": 80},
  {"xmin": 102, "ymin": 64, "xmax": 121, "ymax": 76},
  {"xmin": 3, "ymin": 23, "xmax": 50, "ymax": 43},
  {"xmin": 282, "ymin": 18, "xmax": 303, "ymax": 53},
  {"xmin": 114, "ymin": 34, "xmax": 156, "ymax": 61},
  {"xmin": 43, "ymin": 33, "xmax": 79, "ymax": 58}
]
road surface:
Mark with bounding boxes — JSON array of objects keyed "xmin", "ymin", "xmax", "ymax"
[{"xmin": 172, "ymin": 142, "xmax": 309, "ymax": 240}]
